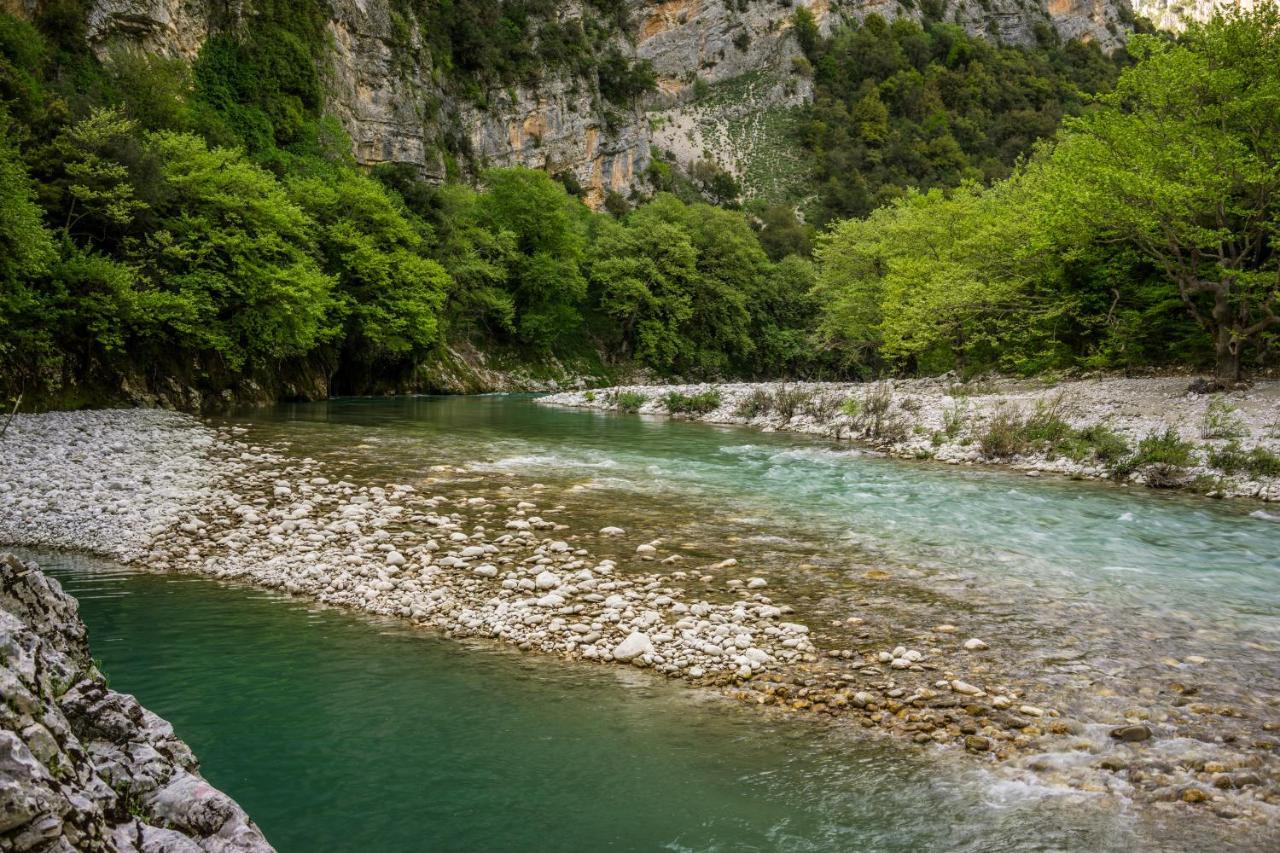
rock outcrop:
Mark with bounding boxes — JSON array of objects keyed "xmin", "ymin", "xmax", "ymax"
[
  {"xmin": 13, "ymin": 0, "xmax": 1211, "ymax": 200},
  {"xmin": 0, "ymin": 554, "xmax": 274, "ymax": 853}
]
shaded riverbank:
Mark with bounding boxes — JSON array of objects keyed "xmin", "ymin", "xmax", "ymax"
[{"xmin": 0, "ymin": 554, "xmax": 272, "ymax": 852}]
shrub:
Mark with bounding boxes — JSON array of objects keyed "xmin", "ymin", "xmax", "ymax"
[
  {"xmin": 942, "ymin": 401, "xmax": 968, "ymax": 438},
  {"xmin": 1067, "ymin": 424, "xmax": 1130, "ymax": 464},
  {"xmin": 802, "ymin": 393, "xmax": 841, "ymax": 420},
  {"xmin": 1133, "ymin": 427, "xmax": 1196, "ymax": 468},
  {"xmin": 979, "ymin": 404, "xmax": 1028, "ymax": 459},
  {"xmin": 735, "ymin": 387, "xmax": 772, "ymax": 418},
  {"xmin": 1022, "ymin": 395, "xmax": 1075, "ymax": 457},
  {"xmin": 1200, "ymin": 397, "xmax": 1249, "ymax": 439},
  {"xmin": 771, "ymin": 385, "xmax": 812, "ymax": 420},
  {"xmin": 612, "ymin": 390, "xmax": 647, "ymax": 412},
  {"xmin": 1208, "ymin": 442, "xmax": 1280, "ymax": 479},
  {"xmin": 840, "ymin": 396, "xmax": 862, "ymax": 418},
  {"xmin": 663, "ymin": 389, "xmax": 721, "ymax": 415}
]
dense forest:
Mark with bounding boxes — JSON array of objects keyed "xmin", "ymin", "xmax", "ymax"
[{"xmin": 0, "ymin": 3, "xmax": 1276, "ymax": 408}]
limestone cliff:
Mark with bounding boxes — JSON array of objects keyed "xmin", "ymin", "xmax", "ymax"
[
  {"xmin": 1131, "ymin": 0, "xmax": 1256, "ymax": 30},
  {"xmin": 23, "ymin": 0, "xmax": 1168, "ymax": 201},
  {"xmin": 0, "ymin": 554, "xmax": 275, "ymax": 852}
]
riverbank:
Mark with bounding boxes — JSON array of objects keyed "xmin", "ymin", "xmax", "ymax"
[
  {"xmin": 0, "ymin": 553, "xmax": 274, "ymax": 852},
  {"xmin": 2, "ymin": 406, "xmax": 1278, "ymax": 834},
  {"xmin": 540, "ymin": 376, "xmax": 1280, "ymax": 501}
]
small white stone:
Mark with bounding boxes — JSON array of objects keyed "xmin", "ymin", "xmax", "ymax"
[
  {"xmin": 746, "ymin": 577, "xmax": 767, "ymax": 589},
  {"xmin": 385, "ymin": 551, "xmax": 406, "ymax": 566},
  {"xmin": 535, "ymin": 570, "xmax": 561, "ymax": 590},
  {"xmin": 963, "ymin": 638, "xmax": 989, "ymax": 651}
]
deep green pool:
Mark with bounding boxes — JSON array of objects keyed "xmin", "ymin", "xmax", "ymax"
[{"xmin": 39, "ymin": 552, "xmax": 1204, "ymax": 852}]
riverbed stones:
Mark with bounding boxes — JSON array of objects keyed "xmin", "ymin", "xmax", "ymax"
[
  {"xmin": 612, "ymin": 631, "xmax": 654, "ymax": 662},
  {"xmin": 963, "ymin": 638, "xmax": 989, "ymax": 651}
]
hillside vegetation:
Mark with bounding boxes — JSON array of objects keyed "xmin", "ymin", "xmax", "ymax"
[{"xmin": 0, "ymin": 3, "xmax": 1276, "ymax": 408}]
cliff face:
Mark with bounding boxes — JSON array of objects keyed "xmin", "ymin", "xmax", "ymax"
[
  {"xmin": 0, "ymin": 554, "xmax": 275, "ymax": 852},
  {"xmin": 1131, "ymin": 0, "xmax": 1256, "ymax": 31},
  {"xmin": 45, "ymin": 0, "xmax": 1148, "ymax": 201}
]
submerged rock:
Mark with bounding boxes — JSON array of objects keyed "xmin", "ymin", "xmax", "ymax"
[
  {"xmin": 1110, "ymin": 724, "xmax": 1154, "ymax": 743},
  {"xmin": 0, "ymin": 554, "xmax": 274, "ymax": 852}
]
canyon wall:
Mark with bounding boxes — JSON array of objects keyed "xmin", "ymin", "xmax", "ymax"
[{"xmin": 19, "ymin": 0, "xmax": 1155, "ymax": 201}]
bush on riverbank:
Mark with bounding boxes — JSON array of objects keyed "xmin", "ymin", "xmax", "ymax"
[{"xmin": 662, "ymin": 390, "xmax": 721, "ymax": 415}]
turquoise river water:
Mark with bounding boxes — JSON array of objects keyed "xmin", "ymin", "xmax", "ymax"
[{"xmin": 24, "ymin": 395, "xmax": 1280, "ymax": 850}]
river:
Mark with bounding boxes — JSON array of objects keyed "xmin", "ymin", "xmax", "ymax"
[{"xmin": 23, "ymin": 394, "xmax": 1280, "ymax": 849}]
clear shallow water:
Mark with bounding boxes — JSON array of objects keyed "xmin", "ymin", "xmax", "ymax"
[
  {"xmin": 248, "ymin": 395, "xmax": 1280, "ymax": 630},
  {"xmin": 35, "ymin": 550, "xmax": 1216, "ymax": 853}
]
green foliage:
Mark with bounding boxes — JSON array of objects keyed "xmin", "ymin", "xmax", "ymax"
[
  {"xmin": 941, "ymin": 400, "xmax": 968, "ymax": 438},
  {"xmin": 979, "ymin": 404, "xmax": 1028, "ymax": 458},
  {"xmin": 1133, "ymin": 427, "xmax": 1196, "ymax": 468},
  {"xmin": 597, "ymin": 48, "xmax": 657, "ymax": 106},
  {"xmin": 735, "ymin": 387, "xmax": 773, "ymax": 418},
  {"xmin": 662, "ymin": 389, "xmax": 721, "ymax": 414},
  {"xmin": 0, "ymin": 119, "xmax": 57, "ymax": 377},
  {"xmin": 611, "ymin": 390, "xmax": 647, "ymax": 412},
  {"xmin": 478, "ymin": 167, "xmax": 588, "ymax": 350},
  {"xmin": 1207, "ymin": 442, "xmax": 1280, "ymax": 478},
  {"xmin": 799, "ymin": 14, "xmax": 1121, "ymax": 224},
  {"xmin": 287, "ymin": 168, "xmax": 448, "ymax": 364},
  {"xmin": 769, "ymin": 385, "xmax": 812, "ymax": 420},
  {"xmin": 813, "ymin": 180, "xmax": 1046, "ymax": 373},
  {"xmin": 135, "ymin": 132, "xmax": 336, "ymax": 368},
  {"xmin": 1037, "ymin": 6, "xmax": 1280, "ymax": 380}
]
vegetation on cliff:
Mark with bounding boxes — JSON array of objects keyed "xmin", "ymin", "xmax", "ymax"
[{"xmin": 0, "ymin": 3, "xmax": 1276, "ymax": 405}]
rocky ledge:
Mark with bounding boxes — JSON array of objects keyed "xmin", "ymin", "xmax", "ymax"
[
  {"xmin": 0, "ymin": 554, "xmax": 274, "ymax": 853},
  {"xmin": 540, "ymin": 375, "xmax": 1280, "ymax": 501}
]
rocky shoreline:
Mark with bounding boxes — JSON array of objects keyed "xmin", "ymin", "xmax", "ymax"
[
  {"xmin": 540, "ymin": 376, "xmax": 1280, "ymax": 501},
  {"xmin": 2, "ymin": 406, "xmax": 1279, "ymax": 836},
  {"xmin": 0, "ymin": 553, "xmax": 273, "ymax": 852}
]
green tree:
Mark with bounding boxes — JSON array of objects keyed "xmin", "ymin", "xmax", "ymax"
[
  {"xmin": 588, "ymin": 214, "xmax": 698, "ymax": 369},
  {"xmin": 477, "ymin": 167, "xmax": 588, "ymax": 350},
  {"xmin": 289, "ymin": 168, "xmax": 449, "ymax": 365},
  {"xmin": 132, "ymin": 132, "xmax": 335, "ymax": 368},
  {"xmin": 0, "ymin": 118, "xmax": 57, "ymax": 384},
  {"xmin": 814, "ymin": 181, "xmax": 1045, "ymax": 373},
  {"xmin": 1038, "ymin": 6, "xmax": 1280, "ymax": 382},
  {"xmin": 52, "ymin": 107, "xmax": 148, "ymax": 240}
]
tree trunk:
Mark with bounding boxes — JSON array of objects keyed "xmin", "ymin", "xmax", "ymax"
[
  {"xmin": 1214, "ymin": 336, "xmax": 1240, "ymax": 384},
  {"xmin": 1211, "ymin": 285, "xmax": 1240, "ymax": 384}
]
